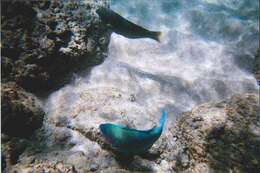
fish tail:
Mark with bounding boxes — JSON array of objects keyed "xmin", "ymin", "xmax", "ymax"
[
  {"xmin": 159, "ymin": 111, "xmax": 166, "ymax": 128},
  {"xmin": 150, "ymin": 31, "xmax": 162, "ymax": 42}
]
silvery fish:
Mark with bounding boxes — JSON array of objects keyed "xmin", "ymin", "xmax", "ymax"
[
  {"xmin": 99, "ymin": 111, "xmax": 166, "ymax": 155},
  {"xmin": 96, "ymin": 7, "xmax": 161, "ymax": 42}
]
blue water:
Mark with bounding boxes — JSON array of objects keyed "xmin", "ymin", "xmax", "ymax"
[{"xmin": 44, "ymin": 0, "xmax": 259, "ymax": 143}]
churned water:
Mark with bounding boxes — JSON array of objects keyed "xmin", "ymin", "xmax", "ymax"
[{"xmin": 44, "ymin": 0, "xmax": 259, "ymax": 140}]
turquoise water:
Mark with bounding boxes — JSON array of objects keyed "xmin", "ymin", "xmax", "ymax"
[{"xmin": 44, "ymin": 0, "xmax": 259, "ymax": 147}]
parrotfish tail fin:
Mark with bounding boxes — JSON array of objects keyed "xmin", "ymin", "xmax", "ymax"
[
  {"xmin": 159, "ymin": 111, "xmax": 166, "ymax": 129},
  {"xmin": 151, "ymin": 31, "xmax": 162, "ymax": 42}
]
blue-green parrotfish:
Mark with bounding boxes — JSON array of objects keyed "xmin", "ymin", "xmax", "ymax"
[
  {"xmin": 99, "ymin": 111, "xmax": 166, "ymax": 155},
  {"xmin": 96, "ymin": 7, "xmax": 161, "ymax": 42}
]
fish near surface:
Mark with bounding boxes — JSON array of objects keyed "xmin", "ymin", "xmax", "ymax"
[
  {"xmin": 96, "ymin": 7, "xmax": 161, "ymax": 42},
  {"xmin": 99, "ymin": 111, "xmax": 166, "ymax": 155}
]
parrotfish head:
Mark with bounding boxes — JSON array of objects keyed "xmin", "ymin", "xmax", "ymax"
[
  {"xmin": 99, "ymin": 123, "xmax": 109, "ymax": 137},
  {"xmin": 99, "ymin": 123, "xmax": 116, "ymax": 144}
]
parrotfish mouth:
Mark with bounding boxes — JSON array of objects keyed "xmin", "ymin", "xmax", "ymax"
[{"xmin": 99, "ymin": 111, "xmax": 166, "ymax": 155}]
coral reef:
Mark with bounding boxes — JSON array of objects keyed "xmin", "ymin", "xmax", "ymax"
[
  {"xmin": 1, "ymin": 82, "xmax": 44, "ymax": 137},
  {"xmin": 5, "ymin": 94, "xmax": 259, "ymax": 173},
  {"xmin": 1, "ymin": 0, "xmax": 110, "ymax": 93}
]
